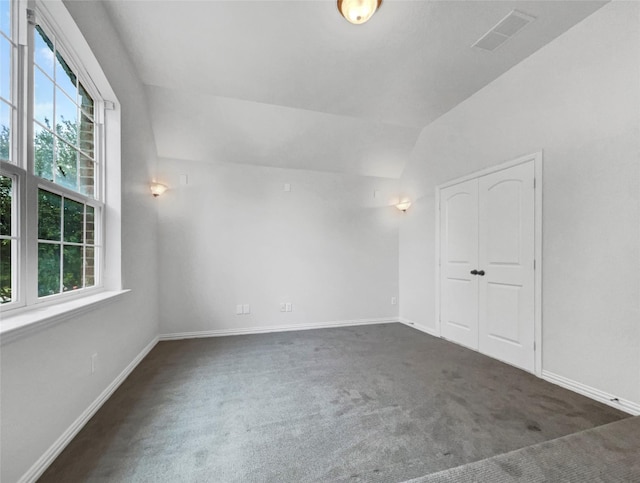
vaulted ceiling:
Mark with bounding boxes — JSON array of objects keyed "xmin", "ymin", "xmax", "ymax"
[{"xmin": 104, "ymin": 0, "xmax": 606, "ymax": 178}]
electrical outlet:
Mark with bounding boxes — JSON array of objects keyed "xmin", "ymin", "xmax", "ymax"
[
  {"xmin": 280, "ymin": 303, "xmax": 286, "ymax": 312},
  {"xmin": 391, "ymin": 297, "xmax": 397, "ymax": 305},
  {"xmin": 236, "ymin": 305, "xmax": 243, "ymax": 315},
  {"xmin": 243, "ymin": 304, "xmax": 250, "ymax": 314},
  {"xmin": 285, "ymin": 303, "xmax": 292, "ymax": 312},
  {"xmin": 91, "ymin": 353, "xmax": 98, "ymax": 374}
]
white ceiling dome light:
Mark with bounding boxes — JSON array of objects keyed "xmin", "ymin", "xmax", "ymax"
[{"xmin": 337, "ymin": 0, "xmax": 382, "ymax": 25}]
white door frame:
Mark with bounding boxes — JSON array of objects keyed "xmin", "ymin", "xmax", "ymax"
[{"xmin": 435, "ymin": 151, "xmax": 543, "ymax": 376}]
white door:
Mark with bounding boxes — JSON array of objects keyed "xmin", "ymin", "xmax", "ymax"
[
  {"xmin": 439, "ymin": 179, "xmax": 479, "ymax": 350},
  {"xmin": 478, "ymin": 161, "xmax": 535, "ymax": 372}
]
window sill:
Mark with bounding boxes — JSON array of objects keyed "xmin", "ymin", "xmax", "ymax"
[{"xmin": 0, "ymin": 290, "xmax": 130, "ymax": 345}]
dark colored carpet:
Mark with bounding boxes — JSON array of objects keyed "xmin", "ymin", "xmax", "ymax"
[
  {"xmin": 39, "ymin": 323, "xmax": 628, "ymax": 482},
  {"xmin": 407, "ymin": 416, "xmax": 640, "ymax": 482}
]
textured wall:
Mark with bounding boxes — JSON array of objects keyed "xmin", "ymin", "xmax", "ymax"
[
  {"xmin": 157, "ymin": 159, "xmax": 400, "ymax": 335},
  {"xmin": 399, "ymin": 2, "xmax": 640, "ymax": 404}
]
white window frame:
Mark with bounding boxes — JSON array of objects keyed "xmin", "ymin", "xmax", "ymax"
[
  {"xmin": 0, "ymin": 0, "xmax": 26, "ymax": 310},
  {"xmin": 0, "ymin": 0, "xmax": 123, "ymax": 330},
  {"xmin": 0, "ymin": 164, "xmax": 27, "ymax": 309}
]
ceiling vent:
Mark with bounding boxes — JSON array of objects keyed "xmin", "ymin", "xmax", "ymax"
[{"xmin": 473, "ymin": 10, "xmax": 536, "ymax": 52}]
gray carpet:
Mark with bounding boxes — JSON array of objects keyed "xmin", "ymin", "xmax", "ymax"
[
  {"xmin": 406, "ymin": 416, "xmax": 640, "ymax": 482},
  {"xmin": 39, "ymin": 323, "xmax": 629, "ymax": 482}
]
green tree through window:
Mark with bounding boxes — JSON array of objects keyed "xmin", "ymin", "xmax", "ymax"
[
  {"xmin": 0, "ymin": 175, "xmax": 11, "ymax": 302},
  {"xmin": 35, "ymin": 117, "xmax": 81, "ymax": 187}
]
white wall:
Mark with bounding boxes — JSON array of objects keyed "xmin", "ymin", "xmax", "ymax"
[
  {"xmin": 0, "ymin": 2, "xmax": 160, "ymax": 481},
  {"xmin": 2, "ymin": 1, "xmax": 638, "ymax": 480},
  {"xmin": 399, "ymin": 2, "xmax": 640, "ymax": 404},
  {"xmin": 157, "ymin": 159, "xmax": 400, "ymax": 335}
]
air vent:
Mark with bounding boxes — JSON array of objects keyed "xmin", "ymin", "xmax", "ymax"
[{"xmin": 473, "ymin": 10, "xmax": 536, "ymax": 52}]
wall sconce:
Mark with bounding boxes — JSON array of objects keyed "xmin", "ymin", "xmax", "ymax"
[
  {"xmin": 150, "ymin": 182, "xmax": 168, "ymax": 198},
  {"xmin": 337, "ymin": 0, "xmax": 382, "ymax": 25},
  {"xmin": 396, "ymin": 200, "xmax": 411, "ymax": 212}
]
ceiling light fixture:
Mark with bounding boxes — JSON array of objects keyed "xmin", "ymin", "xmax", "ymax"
[
  {"xmin": 396, "ymin": 200, "xmax": 411, "ymax": 212},
  {"xmin": 337, "ymin": 0, "xmax": 382, "ymax": 25},
  {"xmin": 150, "ymin": 182, "xmax": 168, "ymax": 198}
]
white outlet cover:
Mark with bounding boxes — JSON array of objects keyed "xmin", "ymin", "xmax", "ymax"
[
  {"xmin": 236, "ymin": 305, "xmax": 243, "ymax": 315},
  {"xmin": 243, "ymin": 304, "xmax": 251, "ymax": 314},
  {"xmin": 179, "ymin": 174, "xmax": 188, "ymax": 185},
  {"xmin": 285, "ymin": 303, "xmax": 292, "ymax": 312},
  {"xmin": 284, "ymin": 183, "xmax": 291, "ymax": 192},
  {"xmin": 280, "ymin": 303, "xmax": 286, "ymax": 312}
]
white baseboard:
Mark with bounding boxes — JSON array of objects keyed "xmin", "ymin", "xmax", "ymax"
[
  {"xmin": 542, "ymin": 370, "xmax": 640, "ymax": 416},
  {"xmin": 159, "ymin": 318, "xmax": 398, "ymax": 341},
  {"xmin": 398, "ymin": 317, "xmax": 440, "ymax": 337},
  {"xmin": 399, "ymin": 322, "xmax": 640, "ymax": 416},
  {"xmin": 19, "ymin": 336, "xmax": 159, "ymax": 483}
]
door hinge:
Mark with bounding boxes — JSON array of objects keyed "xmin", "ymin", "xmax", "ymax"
[
  {"xmin": 534, "ymin": 341, "xmax": 536, "ymax": 351},
  {"xmin": 533, "ymin": 178, "xmax": 536, "ymax": 189},
  {"xmin": 533, "ymin": 259, "xmax": 536, "ymax": 270}
]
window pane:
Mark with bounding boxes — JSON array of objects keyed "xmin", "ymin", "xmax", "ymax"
[
  {"xmin": 38, "ymin": 189, "xmax": 61, "ymax": 240},
  {"xmin": 55, "ymin": 87, "xmax": 77, "ymax": 146},
  {"xmin": 79, "ymin": 155, "xmax": 94, "ymax": 198},
  {"xmin": 55, "ymin": 139, "xmax": 78, "ymax": 191},
  {"xmin": 34, "ymin": 25, "xmax": 54, "ymax": 77},
  {"xmin": 0, "ymin": 100, "xmax": 9, "ymax": 161},
  {"xmin": 34, "ymin": 66, "xmax": 54, "ymax": 127},
  {"xmin": 38, "ymin": 242, "xmax": 60, "ymax": 296},
  {"xmin": 85, "ymin": 205, "xmax": 94, "ymax": 244},
  {"xmin": 55, "ymin": 50, "xmax": 77, "ymax": 99},
  {"xmin": 0, "ymin": 35, "xmax": 10, "ymax": 101},
  {"xmin": 34, "ymin": 122, "xmax": 54, "ymax": 180},
  {"xmin": 0, "ymin": 174, "xmax": 10, "ymax": 236},
  {"xmin": 0, "ymin": 238, "xmax": 10, "ymax": 303},
  {"xmin": 63, "ymin": 244, "xmax": 82, "ymax": 291},
  {"xmin": 78, "ymin": 82, "xmax": 94, "ymax": 118},
  {"xmin": 0, "ymin": 0, "xmax": 10, "ymax": 37},
  {"xmin": 79, "ymin": 113, "xmax": 94, "ymax": 158},
  {"xmin": 63, "ymin": 198, "xmax": 83, "ymax": 243},
  {"xmin": 85, "ymin": 245, "xmax": 94, "ymax": 287}
]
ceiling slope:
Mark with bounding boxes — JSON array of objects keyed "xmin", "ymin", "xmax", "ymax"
[{"xmin": 104, "ymin": 0, "xmax": 606, "ymax": 177}]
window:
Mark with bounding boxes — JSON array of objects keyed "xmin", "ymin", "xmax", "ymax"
[
  {"xmin": 0, "ymin": 174, "xmax": 15, "ymax": 303},
  {"xmin": 1, "ymin": 0, "xmax": 16, "ymax": 165},
  {"xmin": 1, "ymin": 0, "xmax": 18, "ymax": 304},
  {"xmin": 32, "ymin": 23, "xmax": 101, "ymax": 301},
  {"xmin": 37, "ymin": 189, "xmax": 97, "ymax": 297},
  {"xmin": 33, "ymin": 24, "xmax": 96, "ymax": 196},
  {"xmin": 0, "ymin": 0, "xmax": 120, "ymax": 316}
]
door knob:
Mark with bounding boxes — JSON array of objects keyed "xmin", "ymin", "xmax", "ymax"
[
  {"xmin": 470, "ymin": 270, "xmax": 478, "ymax": 275},
  {"xmin": 477, "ymin": 270, "xmax": 485, "ymax": 276}
]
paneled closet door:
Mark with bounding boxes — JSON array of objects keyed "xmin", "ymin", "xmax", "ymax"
[
  {"xmin": 439, "ymin": 179, "xmax": 479, "ymax": 350},
  {"xmin": 478, "ymin": 161, "xmax": 535, "ymax": 372}
]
